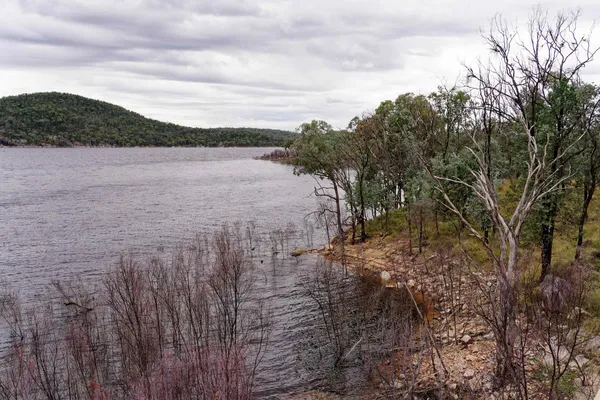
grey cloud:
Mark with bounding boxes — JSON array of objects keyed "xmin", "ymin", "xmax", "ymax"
[
  {"xmin": 132, "ymin": 95, "xmax": 312, "ymax": 111},
  {"xmin": 250, "ymin": 110, "xmax": 314, "ymax": 122},
  {"xmin": 113, "ymin": 61, "xmax": 328, "ymax": 92},
  {"xmin": 86, "ymin": 79, "xmax": 201, "ymax": 99},
  {"xmin": 221, "ymin": 85, "xmax": 314, "ymax": 97},
  {"xmin": 20, "ymin": 0, "xmax": 264, "ymax": 20},
  {"xmin": 305, "ymin": 38, "xmax": 404, "ymax": 71},
  {"xmin": 4, "ymin": 1, "xmax": 474, "ymax": 55},
  {"xmin": 2, "ymin": 0, "xmax": 600, "ymax": 130},
  {"xmin": 4, "ymin": 2, "xmax": 276, "ymax": 55},
  {"xmin": 0, "ymin": 0, "xmax": 479, "ymax": 102}
]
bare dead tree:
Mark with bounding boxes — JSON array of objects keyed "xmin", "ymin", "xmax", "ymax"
[
  {"xmin": 0, "ymin": 226, "xmax": 269, "ymax": 400},
  {"xmin": 422, "ymin": 10, "xmax": 597, "ymax": 394},
  {"xmin": 465, "ymin": 9, "xmax": 599, "ymax": 281},
  {"xmin": 426, "ymin": 109, "xmax": 579, "ymax": 393}
]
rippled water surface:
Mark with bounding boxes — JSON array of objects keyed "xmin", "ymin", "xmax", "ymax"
[{"xmin": 0, "ymin": 147, "xmax": 349, "ymax": 397}]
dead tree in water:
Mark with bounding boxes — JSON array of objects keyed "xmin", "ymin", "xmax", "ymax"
[{"xmin": 0, "ymin": 226, "xmax": 269, "ymax": 400}]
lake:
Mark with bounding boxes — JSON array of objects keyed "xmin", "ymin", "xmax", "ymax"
[{"xmin": 0, "ymin": 147, "xmax": 352, "ymax": 398}]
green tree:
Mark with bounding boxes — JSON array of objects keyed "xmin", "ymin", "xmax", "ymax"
[{"xmin": 290, "ymin": 121, "xmax": 347, "ymax": 246}]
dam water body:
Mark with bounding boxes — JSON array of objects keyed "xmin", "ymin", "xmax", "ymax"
[{"xmin": 0, "ymin": 147, "xmax": 366, "ymax": 398}]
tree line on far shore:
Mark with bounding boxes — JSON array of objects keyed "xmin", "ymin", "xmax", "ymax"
[{"xmin": 0, "ymin": 92, "xmax": 295, "ymax": 147}]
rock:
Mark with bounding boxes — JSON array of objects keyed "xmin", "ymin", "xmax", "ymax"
[
  {"xmin": 448, "ymin": 383, "xmax": 457, "ymax": 391},
  {"xmin": 541, "ymin": 346, "xmax": 571, "ymax": 368},
  {"xmin": 583, "ymin": 336, "xmax": 600, "ymax": 353},
  {"xmin": 569, "ymin": 307, "xmax": 592, "ymax": 319},
  {"xmin": 380, "ymin": 271, "xmax": 391, "ymax": 281},
  {"xmin": 461, "ymin": 335, "xmax": 472, "ymax": 345},
  {"xmin": 576, "ymin": 354, "xmax": 590, "ymax": 364},
  {"xmin": 571, "ymin": 354, "xmax": 590, "ymax": 369},
  {"xmin": 466, "ymin": 354, "xmax": 477, "ymax": 362},
  {"xmin": 469, "ymin": 379, "xmax": 481, "ymax": 391},
  {"xmin": 392, "ymin": 379, "xmax": 404, "ymax": 389},
  {"xmin": 464, "ymin": 369, "xmax": 475, "ymax": 379}
]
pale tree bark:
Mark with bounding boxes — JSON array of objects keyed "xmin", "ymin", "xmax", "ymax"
[
  {"xmin": 426, "ymin": 118, "xmax": 578, "ymax": 390},
  {"xmin": 465, "ymin": 10, "xmax": 599, "ymax": 281}
]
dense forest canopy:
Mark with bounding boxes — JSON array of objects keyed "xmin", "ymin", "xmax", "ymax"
[{"xmin": 0, "ymin": 92, "xmax": 295, "ymax": 147}]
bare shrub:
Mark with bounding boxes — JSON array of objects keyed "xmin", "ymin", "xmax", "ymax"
[
  {"xmin": 0, "ymin": 226, "xmax": 269, "ymax": 400},
  {"xmin": 528, "ymin": 263, "xmax": 593, "ymax": 399},
  {"xmin": 300, "ymin": 260, "xmax": 439, "ymax": 397}
]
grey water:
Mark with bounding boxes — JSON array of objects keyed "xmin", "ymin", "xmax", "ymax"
[{"xmin": 0, "ymin": 147, "xmax": 354, "ymax": 398}]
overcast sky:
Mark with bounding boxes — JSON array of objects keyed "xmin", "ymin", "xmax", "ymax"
[{"xmin": 1, "ymin": 0, "xmax": 600, "ymax": 130}]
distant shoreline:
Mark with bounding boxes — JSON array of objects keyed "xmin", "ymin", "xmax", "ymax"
[{"xmin": 0, "ymin": 93, "xmax": 295, "ymax": 148}]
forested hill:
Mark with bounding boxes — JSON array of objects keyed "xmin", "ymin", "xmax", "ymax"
[{"xmin": 0, "ymin": 92, "xmax": 295, "ymax": 147}]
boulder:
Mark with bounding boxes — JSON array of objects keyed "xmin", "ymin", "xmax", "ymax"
[
  {"xmin": 464, "ymin": 369, "xmax": 475, "ymax": 379},
  {"xmin": 392, "ymin": 379, "xmax": 404, "ymax": 389},
  {"xmin": 541, "ymin": 346, "xmax": 571, "ymax": 368},
  {"xmin": 380, "ymin": 271, "xmax": 391, "ymax": 281}
]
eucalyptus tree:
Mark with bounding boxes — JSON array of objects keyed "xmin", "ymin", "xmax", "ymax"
[
  {"xmin": 290, "ymin": 120, "xmax": 347, "ymax": 245},
  {"xmin": 431, "ymin": 10, "xmax": 597, "ymax": 394},
  {"xmin": 344, "ymin": 116, "xmax": 381, "ymax": 242},
  {"xmin": 465, "ymin": 9, "xmax": 599, "ymax": 281},
  {"xmin": 370, "ymin": 99, "xmax": 415, "ymax": 210},
  {"xmin": 573, "ymin": 84, "xmax": 600, "ymax": 259},
  {"xmin": 428, "ymin": 87, "xmax": 471, "ymax": 161}
]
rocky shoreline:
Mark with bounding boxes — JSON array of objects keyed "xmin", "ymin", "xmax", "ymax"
[{"xmin": 307, "ymin": 233, "xmax": 600, "ymax": 399}]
